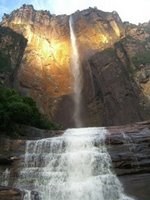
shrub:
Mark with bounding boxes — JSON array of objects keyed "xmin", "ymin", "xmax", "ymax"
[
  {"xmin": 132, "ymin": 50, "xmax": 150, "ymax": 66},
  {"xmin": 0, "ymin": 87, "xmax": 59, "ymax": 133}
]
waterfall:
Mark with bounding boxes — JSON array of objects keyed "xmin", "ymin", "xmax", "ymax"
[
  {"xmin": 0, "ymin": 168, "xmax": 10, "ymax": 186},
  {"xmin": 11, "ymin": 128, "xmax": 135, "ymax": 200},
  {"xmin": 122, "ymin": 132, "xmax": 140, "ymax": 169},
  {"xmin": 69, "ymin": 16, "xmax": 83, "ymax": 127}
]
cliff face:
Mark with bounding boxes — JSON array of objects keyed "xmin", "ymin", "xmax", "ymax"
[
  {"xmin": 123, "ymin": 22, "xmax": 150, "ymax": 118},
  {"xmin": 86, "ymin": 46, "xmax": 142, "ymax": 126},
  {"xmin": 0, "ymin": 26, "xmax": 27, "ymax": 87},
  {"xmin": 1, "ymin": 5, "xmax": 124, "ymax": 127},
  {"xmin": 79, "ymin": 21, "xmax": 150, "ymax": 126},
  {"xmin": 1, "ymin": 5, "xmax": 72, "ymax": 119},
  {"xmin": 1, "ymin": 4, "xmax": 150, "ymax": 127}
]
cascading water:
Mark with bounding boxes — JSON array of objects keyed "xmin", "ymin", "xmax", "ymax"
[
  {"xmin": 69, "ymin": 16, "xmax": 83, "ymax": 127},
  {"xmin": 0, "ymin": 168, "xmax": 10, "ymax": 186},
  {"xmin": 9, "ymin": 128, "xmax": 135, "ymax": 200}
]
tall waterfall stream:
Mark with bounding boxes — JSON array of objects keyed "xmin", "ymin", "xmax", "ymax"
[
  {"xmin": 13, "ymin": 128, "xmax": 134, "ymax": 200},
  {"xmin": 69, "ymin": 16, "xmax": 83, "ymax": 127}
]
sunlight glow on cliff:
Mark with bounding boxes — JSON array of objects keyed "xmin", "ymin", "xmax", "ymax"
[
  {"xmin": 100, "ymin": 35, "xmax": 109, "ymax": 44},
  {"xmin": 110, "ymin": 21, "xmax": 121, "ymax": 37},
  {"xmin": 25, "ymin": 31, "xmax": 70, "ymax": 65},
  {"xmin": 79, "ymin": 32, "xmax": 109, "ymax": 51},
  {"xmin": 39, "ymin": 39, "xmax": 70, "ymax": 67}
]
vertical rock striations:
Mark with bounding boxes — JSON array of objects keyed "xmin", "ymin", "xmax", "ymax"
[
  {"xmin": 1, "ymin": 5, "xmax": 72, "ymax": 121},
  {"xmin": 1, "ymin": 5, "xmax": 150, "ymax": 127},
  {"xmin": 0, "ymin": 26, "xmax": 27, "ymax": 87},
  {"xmin": 1, "ymin": 5, "xmax": 124, "ymax": 127}
]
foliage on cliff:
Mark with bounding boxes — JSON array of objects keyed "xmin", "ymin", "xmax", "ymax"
[
  {"xmin": 132, "ymin": 50, "xmax": 150, "ymax": 66},
  {"xmin": 0, "ymin": 87, "xmax": 59, "ymax": 133}
]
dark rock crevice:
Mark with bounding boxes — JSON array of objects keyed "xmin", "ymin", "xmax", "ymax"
[{"xmin": 0, "ymin": 26, "xmax": 27, "ymax": 87}]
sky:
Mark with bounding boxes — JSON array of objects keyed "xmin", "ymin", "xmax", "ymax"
[{"xmin": 0, "ymin": 0, "xmax": 150, "ymax": 24}]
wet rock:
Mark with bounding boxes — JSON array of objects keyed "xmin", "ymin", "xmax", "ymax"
[
  {"xmin": 119, "ymin": 174, "xmax": 150, "ymax": 200},
  {"xmin": 31, "ymin": 191, "xmax": 40, "ymax": 200},
  {"xmin": 106, "ymin": 121, "xmax": 150, "ymax": 200},
  {"xmin": 0, "ymin": 156, "xmax": 19, "ymax": 165},
  {"xmin": 0, "ymin": 186, "xmax": 23, "ymax": 200},
  {"xmin": 107, "ymin": 121, "xmax": 150, "ymax": 175}
]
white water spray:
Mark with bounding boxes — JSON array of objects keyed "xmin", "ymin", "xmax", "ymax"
[
  {"xmin": 9, "ymin": 128, "xmax": 135, "ymax": 200},
  {"xmin": 69, "ymin": 16, "xmax": 83, "ymax": 127},
  {"xmin": 0, "ymin": 168, "xmax": 10, "ymax": 186}
]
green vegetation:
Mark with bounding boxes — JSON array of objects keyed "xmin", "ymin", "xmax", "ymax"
[
  {"xmin": 143, "ymin": 25, "xmax": 150, "ymax": 34},
  {"xmin": 0, "ymin": 87, "xmax": 59, "ymax": 134},
  {"xmin": 132, "ymin": 50, "xmax": 150, "ymax": 66}
]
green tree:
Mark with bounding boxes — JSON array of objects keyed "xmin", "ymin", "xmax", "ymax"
[{"xmin": 0, "ymin": 87, "xmax": 59, "ymax": 134}]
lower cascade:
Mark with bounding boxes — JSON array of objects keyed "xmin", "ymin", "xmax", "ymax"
[{"xmin": 6, "ymin": 128, "xmax": 134, "ymax": 200}]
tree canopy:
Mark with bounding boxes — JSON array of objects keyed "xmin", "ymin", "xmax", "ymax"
[{"xmin": 0, "ymin": 87, "xmax": 59, "ymax": 133}]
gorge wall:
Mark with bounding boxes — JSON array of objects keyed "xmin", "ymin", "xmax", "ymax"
[
  {"xmin": 0, "ymin": 26, "xmax": 27, "ymax": 87},
  {"xmin": 1, "ymin": 4, "xmax": 150, "ymax": 127}
]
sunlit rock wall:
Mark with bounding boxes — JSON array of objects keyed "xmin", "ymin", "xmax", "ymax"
[
  {"xmin": 1, "ymin": 5, "xmax": 139, "ymax": 127},
  {"xmin": 1, "ymin": 5, "xmax": 72, "ymax": 119}
]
